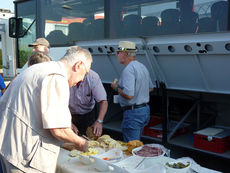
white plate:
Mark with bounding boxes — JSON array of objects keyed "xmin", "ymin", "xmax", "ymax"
[
  {"xmin": 78, "ymin": 147, "xmax": 105, "ymax": 165},
  {"xmin": 90, "ymin": 155, "xmax": 130, "ymax": 173},
  {"xmin": 132, "ymin": 144, "xmax": 165, "ymax": 159},
  {"xmin": 78, "ymin": 154, "xmax": 94, "ymax": 165},
  {"xmin": 95, "ymin": 148, "xmax": 123, "ymax": 163}
]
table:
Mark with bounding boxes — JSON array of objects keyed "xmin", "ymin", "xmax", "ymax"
[{"xmin": 56, "ymin": 148, "xmax": 222, "ymax": 173}]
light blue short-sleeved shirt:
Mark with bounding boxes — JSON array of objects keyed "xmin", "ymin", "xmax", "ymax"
[
  {"xmin": 118, "ymin": 60, "xmax": 153, "ymax": 107},
  {"xmin": 69, "ymin": 70, "xmax": 107, "ymax": 114}
]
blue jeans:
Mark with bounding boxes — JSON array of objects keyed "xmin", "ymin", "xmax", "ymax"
[{"xmin": 121, "ymin": 105, "xmax": 150, "ymax": 142}]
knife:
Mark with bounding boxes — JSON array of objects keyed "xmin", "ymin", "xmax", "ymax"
[{"xmin": 135, "ymin": 158, "xmax": 145, "ymax": 169}]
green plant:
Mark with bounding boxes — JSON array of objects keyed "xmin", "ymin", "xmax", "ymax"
[{"xmin": 18, "ymin": 50, "xmax": 33, "ymax": 68}]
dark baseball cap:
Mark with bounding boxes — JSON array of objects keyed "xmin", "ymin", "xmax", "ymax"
[{"xmin": 28, "ymin": 38, "xmax": 50, "ymax": 47}]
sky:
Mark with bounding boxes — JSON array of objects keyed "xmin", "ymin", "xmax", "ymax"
[{"xmin": 1, "ymin": 0, "xmax": 14, "ymax": 12}]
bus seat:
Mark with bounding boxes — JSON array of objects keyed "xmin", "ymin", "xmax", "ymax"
[
  {"xmin": 46, "ymin": 30, "xmax": 68, "ymax": 45},
  {"xmin": 161, "ymin": 9, "xmax": 180, "ymax": 34},
  {"xmin": 180, "ymin": 11, "xmax": 199, "ymax": 34},
  {"xmin": 141, "ymin": 16, "xmax": 159, "ymax": 36},
  {"xmin": 68, "ymin": 22, "xmax": 85, "ymax": 42},
  {"xmin": 198, "ymin": 17, "xmax": 215, "ymax": 33},
  {"xmin": 211, "ymin": 1, "xmax": 228, "ymax": 31},
  {"xmin": 87, "ymin": 19, "xmax": 104, "ymax": 40},
  {"xmin": 94, "ymin": 19, "xmax": 104, "ymax": 39},
  {"xmin": 122, "ymin": 14, "xmax": 142, "ymax": 37}
]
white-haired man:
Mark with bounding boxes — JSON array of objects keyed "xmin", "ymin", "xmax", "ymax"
[
  {"xmin": 0, "ymin": 46, "xmax": 92, "ymax": 173},
  {"xmin": 111, "ymin": 41, "xmax": 154, "ymax": 142}
]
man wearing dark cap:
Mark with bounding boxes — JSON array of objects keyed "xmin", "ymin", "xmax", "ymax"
[
  {"xmin": 111, "ymin": 41, "xmax": 154, "ymax": 142},
  {"xmin": 28, "ymin": 38, "xmax": 50, "ymax": 54}
]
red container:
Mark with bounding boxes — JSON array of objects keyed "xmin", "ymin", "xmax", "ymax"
[
  {"xmin": 194, "ymin": 127, "xmax": 230, "ymax": 153},
  {"xmin": 142, "ymin": 115, "xmax": 162, "ymax": 136},
  {"xmin": 148, "ymin": 115, "xmax": 162, "ymax": 127},
  {"xmin": 143, "ymin": 120, "xmax": 189, "ymax": 139}
]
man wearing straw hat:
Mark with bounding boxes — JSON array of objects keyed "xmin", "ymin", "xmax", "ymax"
[{"xmin": 111, "ymin": 41, "xmax": 154, "ymax": 142}]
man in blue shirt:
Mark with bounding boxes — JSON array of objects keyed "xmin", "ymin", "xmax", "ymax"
[
  {"xmin": 69, "ymin": 70, "xmax": 108, "ymax": 137},
  {"xmin": 111, "ymin": 41, "xmax": 154, "ymax": 142}
]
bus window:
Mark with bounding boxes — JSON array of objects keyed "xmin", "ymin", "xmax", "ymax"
[
  {"xmin": 36, "ymin": 0, "xmax": 229, "ymax": 46},
  {"xmin": 111, "ymin": 0, "xmax": 229, "ymax": 37},
  {"xmin": 43, "ymin": 0, "xmax": 104, "ymax": 46}
]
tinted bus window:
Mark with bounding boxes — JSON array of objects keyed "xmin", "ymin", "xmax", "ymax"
[
  {"xmin": 44, "ymin": 0, "xmax": 104, "ymax": 46},
  {"xmin": 39, "ymin": 0, "xmax": 229, "ymax": 46}
]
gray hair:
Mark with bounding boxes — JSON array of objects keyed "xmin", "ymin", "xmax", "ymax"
[
  {"xmin": 61, "ymin": 46, "xmax": 93, "ymax": 66},
  {"xmin": 127, "ymin": 52, "xmax": 136, "ymax": 57}
]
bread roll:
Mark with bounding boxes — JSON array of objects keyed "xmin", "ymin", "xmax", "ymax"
[
  {"xmin": 127, "ymin": 140, "xmax": 144, "ymax": 153},
  {"xmin": 86, "ymin": 126, "xmax": 98, "ymax": 140},
  {"xmin": 97, "ymin": 134, "xmax": 111, "ymax": 143},
  {"xmin": 88, "ymin": 140, "xmax": 100, "ymax": 148}
]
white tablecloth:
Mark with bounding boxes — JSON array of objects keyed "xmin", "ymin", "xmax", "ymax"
[{"xmin": 56, "ymin": 148, "xmax": 222, "ymax": 173}]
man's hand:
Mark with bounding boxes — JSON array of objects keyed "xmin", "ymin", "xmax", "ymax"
[
  {"xmin": 75, "ymin": 137, "xmax": 88, "ymax": 152},
  {"xmin": 50, "ymin": 128, "xmax": 88, "ymax": 152},
  {"xmin": 92, "ymin": 122, "xmax": 103, "ymax": 137}
]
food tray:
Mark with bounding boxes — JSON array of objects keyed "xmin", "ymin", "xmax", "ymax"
[{"xmin": 132, "ymin": 143, "xmax": 167, "ymax": 159}]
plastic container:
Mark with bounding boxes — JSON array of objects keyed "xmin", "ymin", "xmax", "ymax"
[{"xmin": 94, "ymin": 148, "xmax": 123, "ymax": 163}]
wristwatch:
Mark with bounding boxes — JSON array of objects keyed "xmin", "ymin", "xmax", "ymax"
[{"xmin": 96, "ymin": 119, "xmax": 103, "ymax": 124}]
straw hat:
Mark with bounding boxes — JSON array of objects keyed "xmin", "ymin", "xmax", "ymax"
[{"xmin": 117, "ymin": 41, "xmax": 137, "ymax": 52}]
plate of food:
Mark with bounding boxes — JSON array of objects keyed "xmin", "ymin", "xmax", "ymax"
[
  {"xmin": 132, "ymin": 143, "xmax": 166, "ymax": 159},
  {"xmin": 69, "ymin": 147, "xmax": 104, "ymax": 165},
  {"xmin": 165, "ymin": 160, "xmax": 191, "ymax": 173}
]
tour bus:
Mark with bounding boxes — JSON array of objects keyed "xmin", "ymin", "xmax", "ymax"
[{"xmin": 8, "ymin": 0, "xmax": 230, "ymax": 171}]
